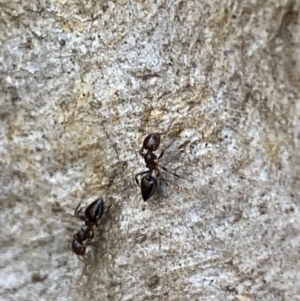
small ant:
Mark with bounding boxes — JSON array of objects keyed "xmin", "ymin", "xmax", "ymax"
[
  {"xmin": 135, "ymin": 120, "xmax": 181, "ymax": 201},
  {"xmin": 72, "ymin": 198, "xmax": 104, "ymax": 262}
]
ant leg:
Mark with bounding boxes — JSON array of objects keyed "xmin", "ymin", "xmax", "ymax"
[
  {"xmin": 74, "ymin": 201, "xmax": 82, "ymax": 216},
  {"xmin": 138, "ymin": 147, "xmax": 145, "ymax": 157},
  {"xmin": 157, "ymin": 138, "xmax": 178, "ymax": 160},
  {"xmin": 74, "ymin": 201, "xmax": 86, "ymax": 222},
  {"xmin": 78, "ymin": 255, "xmax": 88, "ymax": 264},
  {"xmin": 135, "ymin": 170, "xmax": 151, "ymax": 186},
  {"xmin": 158, "ymin": 165, "xmax": 183, "ymax": 179},
  {"xmin": 157, "ymin": 118, "xmax": 176, "ymax": 136},
  {"xmin": 102, "ymin": 203, "xmax": 113, "ymax": 222},
  {"xmin": 156, "ymin": 172, "xmax": 172, "ymax": 183},
  {"xmin": 155, "ymin": 168, "xmax": 175, "ymax": 185},
  {"xmin": 153, "ymin": 167, "xmax": 169, "ymax": 183},
  {"xmin": 157, "ymin": 148, "xmax": 166, "ymax": 160},
  {"xmin": 105, "ymin": 203, "xmax": 113, "ymax": 213},
  {"xmin": 88, "ymin": 242, "xmax": 98, "ymax": 249}
]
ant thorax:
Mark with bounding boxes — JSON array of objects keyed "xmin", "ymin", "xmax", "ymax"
[{"xmin": 145, "ymin": 152, "xmax": 155, "ymax": 161}]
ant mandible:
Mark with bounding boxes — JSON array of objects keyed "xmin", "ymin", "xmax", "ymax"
[
  {"xmin": 135, "ymin": 119, "xmax": 181, "ymax": 201},
  {"xmin": 72, "ymin": 198, "xmax": 104, "ymax": 262}
]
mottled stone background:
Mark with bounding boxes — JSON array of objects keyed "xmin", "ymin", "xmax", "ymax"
[{"xmin": 0, "ymin": 0, "xmax": 299, "ymax": 300}]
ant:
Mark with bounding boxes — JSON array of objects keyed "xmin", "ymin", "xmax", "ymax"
[
  {"xmin": 72, "ymin": 197, "xmax": 104, "ymax": 262},
  {"xmin": 135, "ymin": 120, "xmax": 181, "ymax": 201}
]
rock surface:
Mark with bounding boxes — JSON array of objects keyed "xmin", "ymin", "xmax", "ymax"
[{"xmin": 0, "ymin": 0, "xmax": 299, "ymax": 300}]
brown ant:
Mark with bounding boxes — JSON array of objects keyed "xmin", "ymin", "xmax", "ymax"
[
  {"xmin": 135, "ymin": 120, "xmax": 181, "ymax": 201},
  {"xmin": 72, "ymin": 198, "xmax": 104, "ymax": 262}
]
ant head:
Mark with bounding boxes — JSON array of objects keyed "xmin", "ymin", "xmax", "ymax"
[
  {"xmin": 141, "ymin": 173, "xmax": 158, "ymax": 201},
  {"xmin": 85, "ymin": 198, "xmax": 104, "ymax": 224},
  {"xmin": 143, "ymin": 133, "xmax": 161, "ymax": 152}
]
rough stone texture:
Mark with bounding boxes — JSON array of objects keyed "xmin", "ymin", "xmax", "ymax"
[{"xmin": 0, "ymin": 0, "xmax": 299, "ymax": 300}]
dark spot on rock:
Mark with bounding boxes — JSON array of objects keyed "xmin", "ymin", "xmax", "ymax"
[
  {"xmin": 31, "ymin": 273, "xmax": 48, "ymax": 283},
  {"xmin": 147, "ymin": 275, "xmax": 159, "ymax": 289},
  {"xmin": 59, "ymin": 39, "xmax": 66, "ymax": 46}
]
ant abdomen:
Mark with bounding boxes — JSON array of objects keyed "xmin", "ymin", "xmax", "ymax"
[
  {"xmin": 141, "ymin": 173, "xmax": 158, "ymax": 201},
  {"xmin": 84, "ymin": 198, "xmax": 104, "ymax": 225}
]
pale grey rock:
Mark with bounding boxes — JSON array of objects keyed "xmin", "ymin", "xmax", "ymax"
[{"xmin": 0, "ymin": 0, "xmax": 299, "ymax": 300}]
